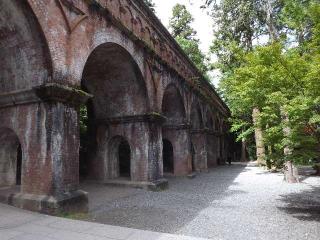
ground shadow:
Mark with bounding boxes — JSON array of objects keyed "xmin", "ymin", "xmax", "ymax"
[
  {"xmin": 81, "ymin": 163, "xmax": 249, "ymax": 234},
  {"xmin": 278, "ymin": 185, "xmax": 320, "ymax": 222}
]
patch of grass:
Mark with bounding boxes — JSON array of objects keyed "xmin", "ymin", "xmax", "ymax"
[{"xmin": 58, "ymin": 212, "xmax": 90, "ymax": 221}]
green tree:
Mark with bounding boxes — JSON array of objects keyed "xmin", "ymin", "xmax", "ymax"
[
  {"xmin": 169, "ymin": 4, "xmax": 209, "ymax": 75},
  {"xmin": 208, "ymin": 0, "xmax": 320, "ymax": 174},
  {"xmin": 169, "ymin": 4, "xmax": 196, "ymax": 40}
]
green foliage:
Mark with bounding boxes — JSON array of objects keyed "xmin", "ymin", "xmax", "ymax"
[
  {"xmin": 204, "ymin": 0, "xmax": 320, "ymax": 167},
  {"xmin": 221, "ymin": 41, "xmax": 320, "ymax": 166},
  {"xmin": 175, "ymin": 36, "xmax": 209, "ymax": 75},
  {"xmin": 169, "ymin": 4, "xmax": 209, "ymax": 76},
  {"xmin": 279, "ymin": 0, "xmax": 314, "ymax": 45},
  {"xmin": 169, "ymin": 4, "xmax": 196, "ymax": 40},
  {"xmin": 208, "ymin": 0, "xmax": 267, "ymax": 73}
]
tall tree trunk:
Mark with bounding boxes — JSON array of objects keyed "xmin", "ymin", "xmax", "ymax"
[
  {"xmin": 281, "ymin": 109, "xmax": 299, "ymax": 183},
  {"xmin": 266, "ymin": 145, "xmax": 273, "ymax": 169},
  {"xmin": 252, "ymin": 107, "xmax": 266, "ymax": 166},
  {"xmin": 264, "ymin": 0, "xmax": 278, "ymax": 42},
  {"xmin": 240, "ymin": 138, "xmax": 247, "ymax": 162}
]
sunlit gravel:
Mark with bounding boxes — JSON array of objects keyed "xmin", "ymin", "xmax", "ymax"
[{"xmin": 82, "ymin": 163, "xmax": 320, "ymax": 240}]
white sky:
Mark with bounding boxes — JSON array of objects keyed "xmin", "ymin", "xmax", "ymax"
[{"xmin": 153, "ymin": 0, "xmax": 220, "ymax": 86}]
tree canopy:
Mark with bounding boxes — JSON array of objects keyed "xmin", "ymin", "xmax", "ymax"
[
  {"xmin": 169, "ymin": 4, "xmax": 209, "ymax": 76},
  {"xmin": 205, "ymin": 0, "xmax": 320, "ymax": 168}
]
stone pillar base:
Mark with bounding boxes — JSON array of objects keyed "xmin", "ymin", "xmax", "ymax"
[
  {"xmin": 1, "ymin": 190, "xmax": 88, "ymax": 215},
  {"xmin": 103, "ymin": 178, "xmax": 168, "ymax": 191}
]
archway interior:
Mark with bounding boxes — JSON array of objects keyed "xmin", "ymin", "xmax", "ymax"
[
  {"xmin": 163, "ymin": 139, "xmax": 174, "ymax": 174},
  {"xmin": 206, "ymin": 111, "xmax": 214, "ymax": 130},
  {"xmin": 191, "ymin": 142, "xmax": 196, "ymax": 172},
  {"xmin": 191, "ymin": 102, "xmax": 203, "ymax": 129},
  {"xmin": 0, "ymin": 0, "xmax": 50, "ymax": 93},
  {"xmin": 118, "ymin": 140, "xmax": 131, "ymax": 178},
  {"xmin": 162, "ymin": 85, "xmax": 186, "ymax": 125},
  {"xmin": 79, "ymin": 99, "xmax": 95, "ymax": 180},
  {"xmin": 215, "ymin": 118, "xmax": 220, "ymax": 131},
  {"xmin": 0, "ymin": 129, "xmax": 22, "ymax": 188},
  {"xmin": 16, "ymin": 144, "xmax": 22, "ymax": 185},
  {"xmin": 80, "ymin": 43, "xmax": 147, "ymax": 180}
]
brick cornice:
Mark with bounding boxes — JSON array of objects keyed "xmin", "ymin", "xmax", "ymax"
[
  {"xmin": 163, "ymin": 124, "xmax": 191, "ymax": 131},
  {"xmin": 0, "ymin": 84, "xmax": 92, "ymax": 109},
  {"xmin": 97, "ymin": 113, "xmax": 166, "ymax": 125}
]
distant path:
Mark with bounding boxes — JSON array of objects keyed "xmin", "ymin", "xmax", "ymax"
[{"xmin": 83, "ymin": 163, "xmax": 320, "ymax": 240}]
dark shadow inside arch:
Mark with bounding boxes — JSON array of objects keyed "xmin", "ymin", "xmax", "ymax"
[
  {"xmin": 0, "ymin": 1, "xmax": 51, "ymax": 93},
  {"xmin": 79, "ymin": 97, "xmax": 95, "ymax": 180},
  {"xmin": 79, "ymin": 42, "xmax": 148, "ymax": 180},
  {"xmin": 108, "ymin": 136, "xmax": 132, "ymax": 180},
  {"xmin": 16, "ymin": 144, "xmax": 22, "ymax": 185},
  {"xmin": 191, "ymin": 142, "xmax": 196, "ymax": 172},
  {"xmin": 163, "ymin": 139, "xmax": 174, "ymax": 174},
  {"xmin": 0, "ymin": 128, "xmax": 22, "ymax": 188},
  {"xmin": 118, "ymin": 140, "xmax": 131, "ymax": 178},
  {"xmin": 191, "ymin": 101, "xmax": 204, "ymax": 129},
  {"xmin": 215, "ymin": 118, "xmax": 220, "ymax": 132},
  {"xmin": 162, "ymin": 84, "xmax": 186, "ymax": 124},
  {"xmin": 206, "ymin": 111, "xmax": 214, "ymax": 130}
]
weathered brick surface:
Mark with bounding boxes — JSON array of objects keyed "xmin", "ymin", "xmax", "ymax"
[{"xmin": 0, "ymin": 0, "xmax": 237, "ymax": 213}]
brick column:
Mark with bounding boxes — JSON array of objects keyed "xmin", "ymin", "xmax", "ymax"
[
  {"xmin": 206, "ymin": 131, "xmax": 220, "ymax": 168},
  {"xmin": 0, "ymin": 84, "xmax": 91, "ymax": 214},
  {"xmin": 191, "ymin": 129, "xmax": 208, "ymax": 172},
  {"xmin": 162, "ymin": 124, "xmax": 192, "ymax": 176},
  {"xmin": 92, "ymin": 114, "xmax": 168, "ymax": 190}
]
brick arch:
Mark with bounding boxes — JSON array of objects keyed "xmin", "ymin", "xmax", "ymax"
[
  {"xmin": 71, "ymin": 29, "xmax": 145, "ymax": 86},
  {"xmin": 0, "ymin": 127, "xmax": 23, "ymax": 188},
  {"xmin": 81, "ymin": 42, "xmax": 149, "ymax": 118},
  {"xmin": 190, "ymin": 100, "xmax": 204, "ymax": 130},
  {"xmin": 161, "ymin": 83, "xmax": 186, "ymax": 124},
  {"xmin": 0, "ymin": 0, "xmax": 52, "ymax": 92},
  {"xmin": 107, "ymin": 135, "xmax": 132, "ymax": 180},
  {"xmin": 215, "ymin": 116, "xmax": 222, "ymax": 132},
  {"xmin": 205, "ymin": 109, "xmax": 215, "ymax": 130}
]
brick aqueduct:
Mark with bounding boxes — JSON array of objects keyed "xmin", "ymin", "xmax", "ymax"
[{"xmin": 0, "ymin": 0, "xmax": 237, "ymax": 213}]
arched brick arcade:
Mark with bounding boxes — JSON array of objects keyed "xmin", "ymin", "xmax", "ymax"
[
  {"xmin": 190, "ymin": 100, "xmax": 207, "ymax": 172},
  {"xmin": 0, "ymin": 0, "xmax": 235, "ymax": 214},
  {"xmin": 162, "ymin": 83, "xmax": 191, "ymax": 176}
]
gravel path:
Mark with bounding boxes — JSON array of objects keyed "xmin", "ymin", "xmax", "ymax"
[{"xmin": 82, "ymin": 163, "xmax": 320, "ymax": 240}]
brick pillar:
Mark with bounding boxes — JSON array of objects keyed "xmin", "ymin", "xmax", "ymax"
[
  {"xmin": 219, "ymin": 134, "xmax": 227, "ymax": 165},
  {"xmin": 191, "ymin": 130, "xmax": 208, "ymax": 172},
  {"xmin": 206, "ymin": 131, "xmax": 219, "ymax": 168},
  {"xmin": 92, "ymin": 114, "xmax": 168, "ymax": 190},
  {"xmin": 0, "ymin": 84, "xmax": 91, "ymax": 214},
  {"xmin": 163, "ymin": 124, "xmax": 192, "ymax": 176}
]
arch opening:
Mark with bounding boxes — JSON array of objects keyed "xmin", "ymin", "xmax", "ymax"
[
  {"xmin": 79, "ymin": 99, "xmax": 95, "ymax": 180},
  {"xmin": 0, "ymin": 0, "xmax": 51, "ymax": 93},
  {"xmin": 16, "ymin": 144, "xmax": 22, "ymax": 185},
  {"xmin": 79, "ymin": 42, "xmax": 147, "ymax": 180},
  {"xmin": 162, "ymin": 84, "xmax": 186, "ymax": 125},
  {"xmin": 108, "ymin": 136, "xmax": 132, "ymax": 180},
  {"xmin": 0, "ymin": 128, "xmax": 22, "ymax": 188},
  {"xmin": 162, "ymin": 139, "xmax": 174, "ymax": 174},
  {"xmin": 206, "ymin": 111, "xmax": 214, "ymax": 130},
  {"xmin": 191, "ymin": 142, "xmax": 196, "ymax": 172},
  {"xmin": 118, "ymin": 140, "xmax": 131, "ymax": 178},
  {"xmin": 190, "ymin": 102, "xmax": 203, "ymax": 129}
]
